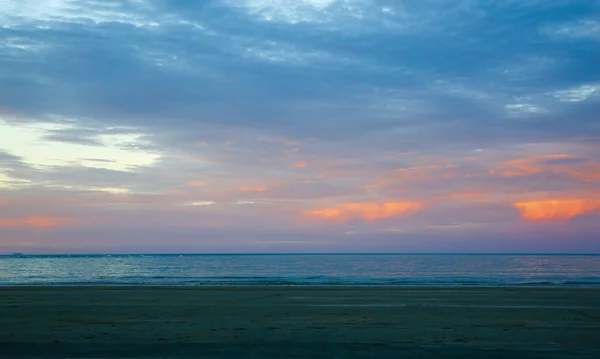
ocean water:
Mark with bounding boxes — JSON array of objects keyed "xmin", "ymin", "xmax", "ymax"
[{"xmin": 0, "ymin": 254, "xmax": 599, "ymax": 287}]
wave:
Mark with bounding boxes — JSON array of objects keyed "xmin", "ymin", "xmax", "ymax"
[
  {"xmin": 3, "ymin": 254, "xmax": 598, "ymax": 287},
  {"xmin": 2, "ymin": 276, "xmax": 600, "ymax": 287}
]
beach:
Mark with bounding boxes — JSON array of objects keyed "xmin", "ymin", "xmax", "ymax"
[{"xmin": 1, "ymin": 286, "xmax": 599, "ymax": 358}]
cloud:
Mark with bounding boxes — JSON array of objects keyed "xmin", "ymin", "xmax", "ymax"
[
  {"xmin": 542, "ymin": 156, "xmax": 589, "ymax": 166},
  {"xmin": 188, "ymin": 181, "xmax": 208, "ymax": 187},
  {"xmin": 494, "ymin": 154, "xmax": 600, "ymax": 182},
  {"xmin": 183, "ymin": 201, "xmax": 216, "ymax": 206},
  {"xmin": 0, "ymin": 119, "xmax": 161, "ymax": 172},
  {"xmin": 0, "ymin": 0, "xmax": 160, "ymax": 29},
  {"xmin": 514, "ymin": 199, "xmax": 600, "ymax": 222},
  {"xmin": 544, "ymin": 19, "xmax": 600, "ymax": 40},
  {"xmin": 304, "ymin": 201, "xmax": 422, "ymax": 222},
  {"xmin": 441, "ymin": 192, "xmax": 493, "ymax": 202},
  {"xmin": 240, "ymin": 186, "xmax": 268, "ymax": 192},
  {"xmin": 552, "ymin": 84, "xmax": 600, "ymax": 103},
  {"xmin": 293, "ymin": 161, "xmax": 308, "ymax": 168},
  {"xmin": 505, "ymin": 103, "xmax": 547, "ymax": 116},
  {"xmin": 1, "ymin": 0, "xmax": 600, "ymax": 251},
  {"xmin": 42, "ymin": 133, "xmax": 105, "ymax": 146},
  {"xmin": 80, "ymin": 158, "xmax": 116, "ymax": 163},
  {"xmin": 0, "ymin": 216, "xmax": 80, "ymax": 229},
  {"xmin": 224, "ymin": 0, "xmax": 359, "ymax": 25},
  {"xmin": 395, "ymin": 165, "xmax": 457, "ymax": 181}
]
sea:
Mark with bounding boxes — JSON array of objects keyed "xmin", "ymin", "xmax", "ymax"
[{"xmin": 0, "ymin": 254, "xmax": 599, "ymax": 287}]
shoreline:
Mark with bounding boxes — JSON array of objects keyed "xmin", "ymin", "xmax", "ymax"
[
  {"xmin": 3, "ymin": 284, "xmax": 600, "ymax": 291},
  {"xmin": 2, "ymin": 286, "xmax": 599, "ymax": 358}
]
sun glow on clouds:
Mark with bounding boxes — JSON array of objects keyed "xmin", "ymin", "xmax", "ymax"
[
  {"xmin": 240, "ymin": 186, "xmax": 268, "ymax": 192},
  {"xmin": 0, "ymin": 173, "xmax": 31, "ymax": 189},
  {"xmin": 0, "ymin": 216, "xmax": 80, "ymax": 229},
  {"xmin": 514, "ymin": 199, "xmax": 600, "ymax": 222},
  {"xmin": 74, "ymin": 186, "xmax": 130, "ymax": 194},
  {"xmin": 0, "ymin": 119, "xmax": 160, "ymax": 172},
  {"xmin": 305, "ymin": 201, "xmax": 422, "ymax": 222},
  {"xmin": 294, "ymin": 161, "xmax": 308, "ymax": 168},
  {"xmin": 183, "ymin": 201, "xmax": 215, "ymax": 206},
  {"xmin": 495, "ymin": 154, "xmax": 600, "ymax": 181}
]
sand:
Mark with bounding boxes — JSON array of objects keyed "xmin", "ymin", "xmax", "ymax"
[{"xmin": 1, "ymin": 286, "xmax": 599, "ymax": 358}]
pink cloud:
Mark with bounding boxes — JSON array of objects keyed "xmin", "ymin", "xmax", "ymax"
[{"xmin": 0, "ymin": 217, "xmax": 81, "ymax": 229}]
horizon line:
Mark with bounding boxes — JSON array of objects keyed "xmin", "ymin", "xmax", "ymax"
[{"xmin": 2, "ymin": 252, "xmax": 599, "ymax": 256}]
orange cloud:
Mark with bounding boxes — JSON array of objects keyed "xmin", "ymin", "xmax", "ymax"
[
  {"xmin": 240, "ymin": 186, "xmax": 268, "ymax": 192},
  {"xmin": 360, "ymin": 179, "xmax": 391, "ymax": 190},
  {"xmin": 294, "ymin": 161, "xmax": 308, "ymax": 168},
  {"xmin": 188, "ymin": 181, "xmax": 208, "ymax": 187},
  {"xmin": 305, "ymin": 201, "xmax": 422, "ymax": 222},
  {"xmin": 573, "ymin": 168, "xmax": 600, "ymax": 182},
  {"xmin": 498, "ymin": 158, "xmax": 541, "ymax": 177},
  {"xmin": 496, "ymin": 154, "xmax": 600, "ymax": 181},
  {"xmin": 514, "ymin": 199, "xmax": 600, "ymax": 222},
  {"xmin": 0, "ymin": 217, "xmax": 81, "ymax": 229}
]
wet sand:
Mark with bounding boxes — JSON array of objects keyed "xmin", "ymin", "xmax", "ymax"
[{"xmin": 1, "ymin": 286, "xmax": 599, "ymax": 358}]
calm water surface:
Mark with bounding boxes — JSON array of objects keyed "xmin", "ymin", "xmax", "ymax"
[{"xmin": 0, "ymin": 254, "xmax": 599, "ymax": 286}]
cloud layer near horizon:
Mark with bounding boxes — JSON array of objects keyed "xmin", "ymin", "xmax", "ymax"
[{"xmin": 1, "ymin": 0, "xmax": 599, "ymax": 253}]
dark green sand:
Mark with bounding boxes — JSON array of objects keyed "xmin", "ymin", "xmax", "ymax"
[{"xmin": 1, "ymin": 286, "xmax": 599, "ymax": 358}]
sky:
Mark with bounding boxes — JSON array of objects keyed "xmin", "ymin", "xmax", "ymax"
[{"xmin": 0, "ymin": 0, "xmax": 599, "ymax": 253}]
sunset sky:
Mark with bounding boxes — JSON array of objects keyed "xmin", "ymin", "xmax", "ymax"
[{"xmin": 1, "ymin": 0, "xmax": 599, "ymax": 253}]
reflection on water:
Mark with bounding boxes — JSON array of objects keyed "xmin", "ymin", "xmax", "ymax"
[{"xmin": 0, "ymin": 254, "xmax": 598, "ymax": 286}]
